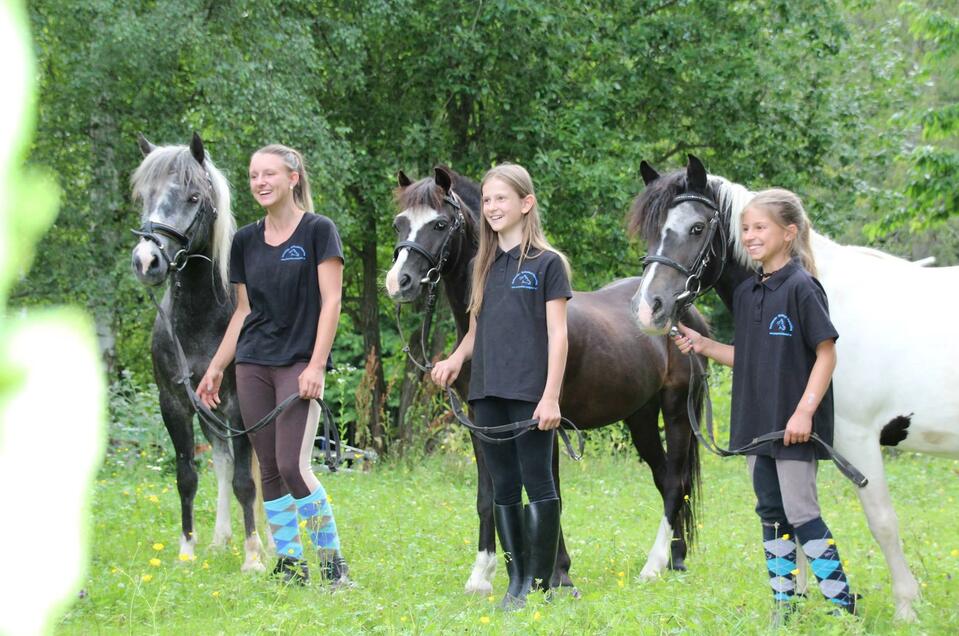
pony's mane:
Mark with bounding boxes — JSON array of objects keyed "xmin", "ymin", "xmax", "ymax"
[
  {"xmin": 131, "ymin": 145, "xmax": 235, "ymax": 291},
  {"xmin": 627, "ymin": 169, "xmax": 757, "ymax": 270}
]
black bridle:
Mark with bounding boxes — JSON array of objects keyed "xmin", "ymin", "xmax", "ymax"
[
  {"xmin": 132, "ymin": 183, "xmax": 219, "ymax": 273},
  {"xmin": 642, "ymin": 192, "xmax": 729, "ymax": 319},
  {"xmin": 393, "ymin": 191, "xmax": 468, "ymax": 374}
]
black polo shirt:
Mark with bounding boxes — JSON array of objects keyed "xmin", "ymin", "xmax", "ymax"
[
  {"xmin": 230, "ymin": 213, "xmax": 344, "ymax": 368},
  {"xmin": 729, "ymin": 259, "xmax": 839, "ymax": 461},
  {"xmin": 468, "ymin": 246, "xmax": 572, "ymax": 403}
]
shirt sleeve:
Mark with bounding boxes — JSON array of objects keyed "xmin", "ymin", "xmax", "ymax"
[
  {"xmin": 798, "ymin": 279, "xmax": 838, "ymax": 349},
  {"xmin": 313, "ymin": 215, "xmax": 345, "ymax": 263},
  {"xmin": 228, "ymin": 230, "xmax": 246, "ymax": 285},
  {"xmin": 543, "ymin": 252, "xmax": 572, "ymax": 301}
]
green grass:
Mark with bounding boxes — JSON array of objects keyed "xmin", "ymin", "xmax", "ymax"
[{"xmin": 59, "ymin": 431, "xmax": 959, "ymax": 635}]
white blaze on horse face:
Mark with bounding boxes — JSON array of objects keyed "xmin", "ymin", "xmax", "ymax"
[
  {"xmin": 635, "ymin": 204, "xmax": 702, "ymax": 331},
  {"xmin": 639, "ymin": 516, "xmax": 673, "ymax": 580},
  {"xmin": 133, "ymin": 239, "xmax": 160, "ymax": 275},
  {"xmin": 385, "ymin": 206, "xmax": 440, "ymax": 297}
]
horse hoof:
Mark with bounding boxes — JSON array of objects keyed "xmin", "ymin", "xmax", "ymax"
[
  {"xmin": 464, "ymin": 581, "xmax": 493, "ymax": 595},
  {"xmin": 894, "ymin": 605, "xmax": 917, "ymax": 622},
  {"xmin": 639, "ymin": 567, "xmax": 663, "ymax": 582},
  {"xmin": 668, "ymin": 561, "xmax": 687, "ymax": 572},
  {"xmin": 242, "ymin": 558, "xmax": 266, "ymax": 574}
]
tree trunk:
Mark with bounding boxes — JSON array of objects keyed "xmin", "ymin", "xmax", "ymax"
[{"xmin": 356, "ymin": 195, "xmax": 387, "ymax": 454}]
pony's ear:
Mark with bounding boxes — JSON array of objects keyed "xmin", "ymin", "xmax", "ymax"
[
  {"xmin": 434, "ymin": 166, "xmax": 452, "ymax": 193},
  {"xmin": 397, "ymin": 170, "xmax": 413, "ymax": 187},
  {"xmin": 137, "ymin": 133, "xmax": 156, "ymax": 157},
  {"xmin": 190, "ymin": 132, "xmax": 206, "ymax": 165},
  {"xmin": 640, "ymin": 160, "xmax": 660, "ymax": 186},
  {"xmin": 686, "ymin": 154, "xmax": 708, "ymax": 193}
]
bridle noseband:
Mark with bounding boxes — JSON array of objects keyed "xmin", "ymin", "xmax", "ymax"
[{"xmin": 642, "ymin": 192, "xmax": 728, "ymax": 314}]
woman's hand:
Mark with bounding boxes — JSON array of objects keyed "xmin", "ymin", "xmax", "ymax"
[
  {"xmin": 196, "ymin": 366, "xmax": 224, "ymax": 409},
  {"xmin": 672, "ymin": 323, "xmax": 707, "ymax": 356},
  {"xmin": 298, "ymin": 365, "xmax": 325, "ymax": 400},
  {"xmin": 783, "ymin": 411, "xmax": 813, "ymax": 446},
  {"xmin": 430, "ymin": 355, "xmax": 463, "ymax": 388},
  {"xmin": 533, "ymin": 397, "xmax": 562, "ymax": 431}
]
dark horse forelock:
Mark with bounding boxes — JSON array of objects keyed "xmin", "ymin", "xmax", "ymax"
[
  {"xmin": 395, "ymin": 177, "xmax": 448, "ymax": 213},
  {"xmin": 628, "ymin": 170, "xmax": 723, "ymax": 243}
]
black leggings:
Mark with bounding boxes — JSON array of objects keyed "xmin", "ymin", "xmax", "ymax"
[
  {"xmin": 235, "ymin": 362, "xmax": 321, "ymax": 501},
  {"xmin": 473, "ymin": 397, "xmax": 557, "ymax": 506}
]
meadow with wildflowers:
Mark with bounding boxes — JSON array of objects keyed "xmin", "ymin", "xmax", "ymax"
[{"xmin": 62, "ymin": 374, "xmax": 958, "ymax": 635}]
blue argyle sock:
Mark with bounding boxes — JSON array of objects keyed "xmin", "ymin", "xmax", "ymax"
[
  {"xmin": 264, "ymin": 493, "xmax": 303, "ymax": 559},
  {"xmin": 794, "ymin": 517, "xmax": 853, "ymax": 608},
  {"xmin": 762, "ymin": 521, "xmax": 798, "ymax": 602},
  {"xmin": 294, "ymin": 484, "xmax": 341, "ymax": 553}
]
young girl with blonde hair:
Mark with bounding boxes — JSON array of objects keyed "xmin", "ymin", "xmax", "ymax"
[{"xmin": 431, "ymin": 163, "xmax": 571, "ymax": 610}]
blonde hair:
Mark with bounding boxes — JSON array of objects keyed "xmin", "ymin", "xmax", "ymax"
[
  {"xmin": 253, "ymin": 144, "xmax": 314, "ymax": 212},
  {"xmin": 468, "ymin": 163, "xmax": 571, "ymax": 315},
  {"xmin": 744, "ymin": 188, "xmax": 818, "ymax": 277}
]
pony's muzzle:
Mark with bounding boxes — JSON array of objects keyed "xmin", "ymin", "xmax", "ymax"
[{"xmin": 132, "ymin": 240, "xmax": 168, "ymax": 286}]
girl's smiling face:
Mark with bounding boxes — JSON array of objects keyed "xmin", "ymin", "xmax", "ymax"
[
  {"xmin": 249, "ymin": 152, "xmax": 298, "ymax": 209},
  {"xmin": 741, "ymin": 205, "xmax": 796, "ymax": 269},
  {"xmin": 481, "ymin": 176, "xmax": 532, "ymax": 243}
]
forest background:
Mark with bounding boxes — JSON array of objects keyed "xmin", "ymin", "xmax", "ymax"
[{"xmin": 21, "ymin": 0, "xmax": 958, "ymax": 455}]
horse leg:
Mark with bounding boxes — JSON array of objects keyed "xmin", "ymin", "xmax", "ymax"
[
  {"xmin": 550, "ymin": 433, "xmax": 578, "ymax": 593},
  {"xmin": 159, "ymin": 393, "xmax": 199, "ymax": 561},
  {"xmin": 643, "ymin": 387, "xmax": 698, "ymax": 578},
  {"xmin": 464, "ymin": 432, "xmax": 497, "ymax": 594},
  {"xmin": 623, "ymin": 399, "xmax": 675, "ymax": 580},
  {"xmin": 226, "ymin": 399, "xmax": 265, "ymax": 573},
  {"xmin": 208, "ymin": 435, "xmax": 234, "ymax": 549},
  {"xmin": 834, "ymin": 417, "xmax": 919, "ymax": 621}
]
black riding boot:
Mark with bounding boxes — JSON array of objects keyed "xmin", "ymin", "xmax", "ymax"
[
  {"xmin": 494, "ymin": 503, "xmax": 527, "ymax": 610},
  {"xmin": 522, "ymin": 498, "xmax": 561, "ymax": 599}
]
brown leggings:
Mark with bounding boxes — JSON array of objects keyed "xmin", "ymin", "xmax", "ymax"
[{"xmin": 235, "ymin": 362, "xmax": 321, "ymax": 501}]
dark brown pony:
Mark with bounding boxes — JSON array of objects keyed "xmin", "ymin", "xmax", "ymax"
[{"xmin": 384, "ymin": 166, "xmax": 709, "ymax": 594}]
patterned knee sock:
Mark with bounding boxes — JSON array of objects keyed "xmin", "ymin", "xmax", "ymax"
[
  {"xmin": 294, "ymin": 485, "xmax": 342, "ymax": 558},
  {"xmin": 762, "ymin": 521, "xmax": 798, "ymax": 602},
  {"xmin": 794, "ymin": 517, "xmax": 853, "ymax": 608},
  {"xmin": 264, "ymin": 493, "xmax": 303, "ymax": 560}
]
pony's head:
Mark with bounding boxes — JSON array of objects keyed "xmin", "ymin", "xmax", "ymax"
[
  {"xmin": 385, "ymin": 166, "xmax": 473, "ymax": 302},
  {"xmin": 130, "ymin": 132, "xmax": 234, "ymax": 289},
  {"xmin": 628, "ymin": 154, "xmax": 754, "ymax": 334}
]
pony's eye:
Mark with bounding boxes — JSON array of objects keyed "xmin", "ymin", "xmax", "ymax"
[
  {"xmin": 435, "ymin": 221, "xmax": 448, "ymax": 231},
  {"xmin": 188, "ymin": 194, "xmax": 200, "ymax": 204},
  {"xmin": 392, "ymin": 221, "xmax": 401, "ymax": 234},
  {"xmin": 690, "ymin": 223, "xmax": 705, "ymax": 235}
]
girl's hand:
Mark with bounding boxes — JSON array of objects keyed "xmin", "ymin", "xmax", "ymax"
[
  {"xmin": 533, "ymin": 397, "xmax": 562, "ymax": 431},
  {"xmin": 430, "ymin": 355, "xmax": 462, "ymax": 388},
  {"xmin": 197, "ymin": 366, "xmax": 223, "ymax": 409},
  {"xmin": 298, "ymin": 365, "xmax": 325, "ymax": 400},
  {"xmin": 783, "ymin": 411, "xmax": 813, "ymax": 446},
  {"xmin": 673, "ymin": 323, "xmax": 706, "ymax": 356}
]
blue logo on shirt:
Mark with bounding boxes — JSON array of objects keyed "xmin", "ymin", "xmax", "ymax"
[
  {"xmin": 511, "ymin": 270, "xmax": 539, "ymax": 290},
  {"xmin": 769, "ymin": 313, "xmax": 794, "ymax": 337},
  {"xmin": 280, "ymin": 245, "xmax": 307, "ymax": 261}
]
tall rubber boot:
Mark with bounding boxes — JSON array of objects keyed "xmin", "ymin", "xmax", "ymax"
[
  {"xmin": 493, "ymin": 503, "xmax": 526, "ymax": 610},
  {"xmin": 522, "ymin": 498, "xmax": 561, "ymax": 599}
]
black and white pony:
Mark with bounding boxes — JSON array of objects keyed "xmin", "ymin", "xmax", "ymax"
[
  {"xmin": 629, "ymin": 155, "xmax": 958, "ymax": 621},
  {"xmin": 130, "ymin": 133, "xmax": 263, "ymax": 572}
]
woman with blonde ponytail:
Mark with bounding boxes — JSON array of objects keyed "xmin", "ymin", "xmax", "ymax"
[
  {"xmin": 673, "ymin": 188, "xmax": 858, "ymax": 624},
  {"xmin": 198, "ymin": 144, "xmax": 352, "ymax": 588},
  {"xmin": 430, "ymin": 163, "xmax": 572, "ymax": 610}
]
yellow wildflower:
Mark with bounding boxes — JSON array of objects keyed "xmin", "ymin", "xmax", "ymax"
[
  {"xmin": 148, "ymin": 495, "xmax": 159, "ymax": 504},
  {"xmin": 951, "ymin": 549, "xmax": 959, "ymax": 557},
  {"xmin": 212, "ymin": 591, "xmax": 220, "ymax": 598},
  {"xmin": 141, "ymin": 574, "xmax": 153, "ymax": 583},
  {"xmin": 533, "ymin": 611, "xmax": 542, "ymax": 621},
  {"xmin": 202, "ymin": 561, "xmax": 210, "ymax": 569},
  {"xmin": 617, "ymin": 579, "xmax": 625, "ymax": 588},
  {"xmin": 479, "ymin": 616, "xmax": 490, "ymax": 624},
  {"xmin": 152, "ymin": 543, "xmax": 164, "ymax": 551}
]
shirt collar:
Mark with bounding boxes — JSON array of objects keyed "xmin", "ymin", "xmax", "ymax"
[
  {"xmin": 754, "ymin": 258, "xmax": 800, "ymax": 291},
  {"xmin": 495, "ymin": 244, "xmax": 528, "ymax": 261}
]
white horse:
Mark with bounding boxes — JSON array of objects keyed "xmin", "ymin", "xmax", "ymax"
[{"xmin": 629, "ymin": 155, "xmax": 959, "ymax": 621}]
